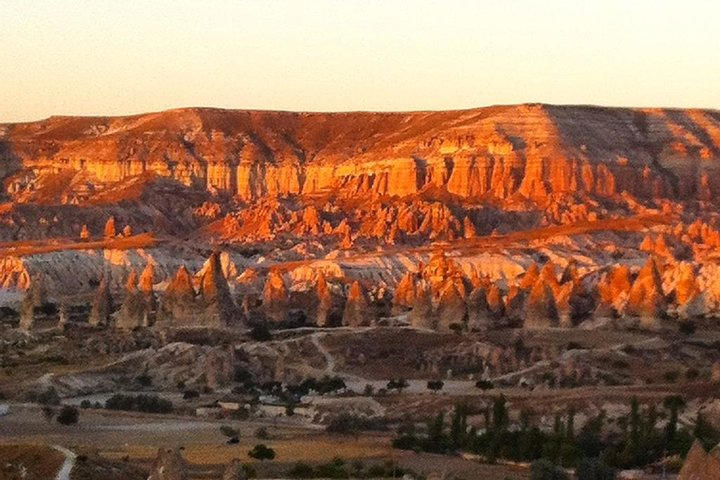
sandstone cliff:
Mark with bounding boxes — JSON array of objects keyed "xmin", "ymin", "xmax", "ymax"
[{"xmin": 3, "ymin": 104, "xmax": 720, "ymax": 206}]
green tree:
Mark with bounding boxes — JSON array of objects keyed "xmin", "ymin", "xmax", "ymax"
[
  {"xmin": 575, "ymin": 458, "xmax": 614, "ymax": 480},
  {"xmin": 427, "ymin": 380, "xmax": 444, "ymax": 393},
  {"xmin": 449, "ymin": 404, "xmax": 468, "ymax": 449},
  {"xmin": 427, "ymin": 412, "xmax": 445, "ymax": 452},
  {"xmin": 56, "ymin": 405, "xmax": 79, "ymax": 425},
  {"xmin": 248, "ymin": 444, "xmax": 276, "ymax": 461},
  {"xmin": 530, "ymin": 459, "xmax": 569, "ymax": 480}
]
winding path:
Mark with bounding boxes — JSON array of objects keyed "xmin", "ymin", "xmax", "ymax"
[
  {"xmin": 310, "ymin": 332, "xmax": 335, "ymax": 375},
  {"xmin": 52, "ymin": 445, "xmax": 76, "ymax": 480}
]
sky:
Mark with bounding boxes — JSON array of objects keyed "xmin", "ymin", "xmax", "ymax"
[{"xmin": 2, "ymin": 0, "xmax": 720, "ymax": 122}]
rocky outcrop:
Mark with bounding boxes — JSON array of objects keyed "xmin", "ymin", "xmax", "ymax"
[
  {"xmin": 625, "ymin": 258, "xmax": 667, "ymax": 329},
  {"xmin": 115, "ymin": 269, "xmax": 149, "ymax": 330},
  {"xmin": 466, "ymin": 286, "xmax": 493, "ymax": 331},
  {"xmin": 6, "ymin": 105, "xmax": 720, "ymax": 204},
  {"xmin": 88, "ymin": 276, "xmax": 113, "ymax": 327},
  {"xmin": 595, "ymin": 265, "xmax": 633, "ymax": 318},
  {"xmin": 147, "ymin": 448, "xmax": 188, "ymax": 480},
  {"xmin": 410, "ymin": 282, "xmax": 435, "ymax": 329},
  {"xmin": 524, "ymin": 281, "xmax": 559, "ymax": 328},
  {"xmin": 262, "ymin": 270, "xmax": 289, "ymax": 323},
  {"xmin": 342, "ymin": 281, "xmax": 370, "ymax": 327},
  {"xmin": 678, "ymin": 441, "xmax": 720, "ymax": 480},
  {"xmin": 199, "ymin": 252, "xmax": 240, "ymax": 328}
]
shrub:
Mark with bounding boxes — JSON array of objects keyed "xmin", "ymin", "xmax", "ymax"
[
  {"xmin": 56, "ymin": 405, "xmax": 79, "ymax": 425},
  {"xmin": 248, "ymin": 444, "xmax": 276, "ymax": 461},
  {"xmin": 530, "ymin": 459, "xmax": 568, "ymax": 480},
  {"xmin": 576, "ymin": 457, "xmax": 614, "ymax": 480},
  {"xmin": 41, "ymin": 405, "xmax": 55, "ymax": 423},
  {"xmin": 80, "ymin": 400, "xmax": 92, "ymax": 409},
  {"xmin": 427, "ymin": 380, "xmax": 444, "ymax": 392},
  {"xmin": 386, "ymin": 378, "xmax": 409, "ymax": 392},
  {"xmin": 288, "ymin": 462, "xmax": 315, "ymax": 478},
  {"xmin": 663, "ymin": 370, "xmax": 680, "ymax": 383},
  {"xmin": 182, "ymin": 389, "xmax": 199, "ymax": 400},
  {"xmin": 37, "ymin": 387, "xmax": 61, "ymax": 405},
  {"xmin": 255, "ymin": 427, "xmax": 270, "ymax": 439},
  {"xmin": 475, "ymin": 379, "xmax": 494, "ymax": 390},
  {"xmin": 135, "ymin": 373, "xmax": 152, "ymax": 387},
  {"xmin": 686, "ymin": 368, "xmax": 700, "ymax": 381},
  {"xmin": 249, "ymin": 324, "xmax": 272, "ymax": 341},
  {"xmin": 242, "ymin": 463, "xmax": 257, "ymax": 479},
  {"xmin": 220, "ymin": 425, "xmax": 239, "ymax": 438},
  {"xmin": 679, "ymin": 320, "xmax": 696, "ymax": 335}
]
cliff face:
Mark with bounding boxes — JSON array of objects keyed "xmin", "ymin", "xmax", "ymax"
[{"xmin": 3, "ymin": 104, "xmax": 720, "ymax": 203}]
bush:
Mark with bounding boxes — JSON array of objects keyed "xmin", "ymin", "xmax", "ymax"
[
  {"xmin": 135, "ymin": 373, "xmax": 152, "ymax": 387},
  {"xmin": 288, "ymin": 462, "xmax": 315, "ymax": 478},
  {"xmin": 249, "ymin": 324, "xmax": 272, "ymax": 341},
  {"xmin": 686, "ymin": 368, "xmax": 700, "ymax": 381},
  {"xmin": 255, "ymin": 427, "xmax": 270, "ymax": 439},
  {"xmin": 664, "ymin": 370, "xmax": 680, "ymax": 383},
  {"xmin": 182, "ymin": 389, "xmax": 199, "ymax": 400},
  {"xmin": 475, "ymin": 379, "xmax": 494, "ymax": 390},
  {"xmin": 37, "ymin": 387, "xmax": 61, "ymax": 405},
  {"xmin": 56, "ymin": 405, "xmax": 79, "ymax": 425},
  {"xmin": 530, "ymin": 459, "xmax": 568, "ymax": 480},
  {"xmin": 679, "ymin": 320, "xmax": 696, "ymax": 335},
  {"xmin": 220, "ymin": 425, "xmax": 239, "ymax": 438},
  {"xmin": 576, "ymin": 458, "xmax": 614, "ymax": 480},
  {"xmin": 80, "ymin": 400, "xmax": 92, "ymax": 409},
  {"xmin": 326, "ymin": 413, "xmax": 388, "ymax": 434},
  {"xmin": 386, "ymin": 378, "xmax": 409, "ymax": 392},
  {"xmin": 427, "ymin": 380, "xmax": 444, "ymax": 392},
  {"xmin": 242, "ymin": 463, "xmax": 257, "ymax": 479},
  {"xmin": 248, "ymin": 444, "xmax": 275, "ymax": 461},
  {"xmin": 41, "ymin": 405, "xmax": 55, "ymax": 423}
]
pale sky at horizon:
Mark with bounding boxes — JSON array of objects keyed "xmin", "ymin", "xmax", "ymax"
[{"xmin": 2, "ymin": 0, "xmax": 720, "ymax": 123}]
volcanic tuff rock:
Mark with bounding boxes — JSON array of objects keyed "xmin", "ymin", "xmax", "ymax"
[
  {"xmin": 4, "ymin": 104, "xmax": 720, "ymax": 203},
  {"xmin": 678, "ymin": 441, "xmax": 720, "ymax": 480}
]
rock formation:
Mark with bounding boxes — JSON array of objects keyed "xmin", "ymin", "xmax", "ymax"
[
  {"xmin": 147, "ymin": 448, "xmax": 188, "ymax": 480},
  {"xmin": 410, "ymin": 282, "xmax": 435, "ymax": 329},
  {"xmin": 466, "ymin": 286, "xmax": 493, "ymax": 331},
  {"xmin": 435, "ymin": 283, "xmax": 467, "ymax": 332},
  {"xmin": 393, "ymin": 271, "xmax": 419, "ymax": 313},
  {"xmin": 342, "ymin": 281, "xmax": 370, "ymax": 327},
  {"xmin": 116, "ymin": 269, "xmax": 149, "ymax": 330},
  {"xmin": 138, "ymin": 262, "xmax": 157, "ymax": 315},
  {"xmin": 678, "ymin": 441, "xmax": 720, "ymax": 480},
  {"xmin": 199, "ymin": 252, "xmax": 240, "ymax": 328},
  {"xmin": 625, "ymin": 258, "xmax": 667, "ymax": 329},
  {"xmin": 88, "ymin": 276, "xmax": 113, "ymax": 327},
  {"xmin": 18, "ymin": 288, "xmax": 35, "ymax": 331},
  {"xmin": 160, "ymin": 265, "xmax": 196, "ymax": 324},
  {"xmin": 262, "ymin": 270, "xmax": 289, "ymax": 323},
  {"xmin": 524, "ymin": 281, "xmax": 559, "ymax": 328},
  {"xmin": 104, "ymin": 216, "xmax": 116, "ymax": 239}
]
